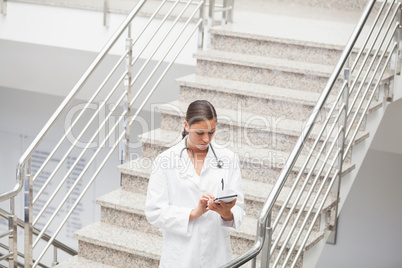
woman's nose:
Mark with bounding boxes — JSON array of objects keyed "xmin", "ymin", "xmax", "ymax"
[{"xmin": 202, "ymin": 134, "xmax": 210, "ymax": 143}]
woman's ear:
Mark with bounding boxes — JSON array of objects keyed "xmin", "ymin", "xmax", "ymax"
[{"xmin": 184, "ymin": 120, "xmax": 190, "ymax": 132}]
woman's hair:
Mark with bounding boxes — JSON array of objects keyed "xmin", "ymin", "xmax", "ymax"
[{"xmin": 182, "ymin": 100, "xmax": 217, "ymax": 139}]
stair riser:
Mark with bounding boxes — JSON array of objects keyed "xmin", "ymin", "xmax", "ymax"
[
  {"xmin": 100, "ymin": 207, "xmax": 158, "ymax": 235},
  {"xmin": 78, "ymin": 241, "xmax": 159, "ymax": 268},
  {"xmin": 179, "ymin": 86, "xmax": 316, "ymax": 120},
  {"xmin": 196, "ymin": 59, "xmax": 338, "ymax": 92},
  {"xmin": 159, "ymin": 112, "xmax": 323, "ymax": 152}
]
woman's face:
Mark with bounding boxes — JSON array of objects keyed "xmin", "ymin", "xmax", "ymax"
[{"xmin": 184, "ymin": 119, "xmax": 217, "ymax": 151}]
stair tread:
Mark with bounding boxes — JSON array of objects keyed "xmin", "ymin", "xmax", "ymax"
[
  {"xmin": 56, "ymin": 256, "xmax": 116, "ymax": 268},
  {"xmin": 74, "ymin": 222, "xmax": 162, "ymax": 261},
  {"xmin": 96, "ymin": 189, "xmax": 326, "ymax": 248},
  {"xmin": 195, "ymin": 49, "xmax": 335, "ymax": 77}
]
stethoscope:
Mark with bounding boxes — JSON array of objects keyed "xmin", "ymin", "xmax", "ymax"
[{"xmin": 179, "ymin": 137, "xmax": 223, "ymax": 169}]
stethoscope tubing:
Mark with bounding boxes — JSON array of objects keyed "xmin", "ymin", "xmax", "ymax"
[{"xmin": 179, "ymin": 137, "xmax": 223, "ymax": 169}]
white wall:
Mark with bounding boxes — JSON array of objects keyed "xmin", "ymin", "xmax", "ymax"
[{"xmin": 316, "ymin": 148, "xmax": 402, "ymax": 268}]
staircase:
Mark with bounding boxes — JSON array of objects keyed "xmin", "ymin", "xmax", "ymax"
[
  {"xmin": 1, "ymin": 0, "xmax": 399, "ymax": 267},
  {"xmin": 52, "ymin": 0, "xmax": 402, "ymax": 267}
]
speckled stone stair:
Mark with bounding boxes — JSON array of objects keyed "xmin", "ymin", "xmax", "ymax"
[
  {"xmin": 73, "ymin": 222, "xmax": 161, "ymax": 267},
  {"xmin": 116, "ymin": 159, "xmax": 335, "ymax": 223},
  {"xmin": 58, "ymin": 0, "xmax": 386, "ymax": 266},
  {"xmin": 56, "ymin": 256, "xmax": 116, "ymax": 268},
  {"xmin": 138, "ymin": 128, "xmax": 357, "ymax": 182},
  {"xmin": 94, "ymin": 187, "xmax": 326, "ymax": 263},
  {"xmin": 195, "ymin": 49, "xmax": 336, "ymax": 93},
  {"xmin": 156, "ymin": 99, "xmax": 371, "ymax": 153}
]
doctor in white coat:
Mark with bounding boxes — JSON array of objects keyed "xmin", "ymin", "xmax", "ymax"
[{"xmin": 145, "ymin": 100, "xmax": 245, "ymax": 268}]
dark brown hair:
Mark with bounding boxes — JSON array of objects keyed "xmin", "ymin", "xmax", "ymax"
[{"xmin": 182, "ymin": 100, "xmax": 217, "ymax": 139}]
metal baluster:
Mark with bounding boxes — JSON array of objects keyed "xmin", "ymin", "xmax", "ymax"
[
  {"xmin": 206, "ymin": 0, "xmax": 215, "ymax": 47},
  {"xmin": 24, "ymin": 160, "xmax": 33, "ymax": 268},
  {"xmin": 104, "ymin": 0, "xmax": 109, "ymax": 27},
  {"xmin": 52, "ymin": 246, "xmax": 58, "ymax": 267},
  {"xmin": 260, "ymin": 212, "xmax": 272, "ymax": 268},
  {"xmin": 198, "ymin": 0, "xmax": 206, "ymax": 50},
  {"xmin": 327, "ymin": 60, "xmax": 350, "ymax": 244},
  {"xmin": 227, "ymin": 0, "xmax": 234, "ymax": 24},
  {"xmin": 123, "ymin": 25, "xmax": 133, "ymax": 164},
  {"xmin": 1, "ymin": 0, "xmax": 6, "ymax": 15},
  {"xmin": 222, "ymin": 0, "xmax": 228, "ymax": 24},
  {"xmin": 9, "ymin": 197, "xmax": 17, "ymax": 268}
]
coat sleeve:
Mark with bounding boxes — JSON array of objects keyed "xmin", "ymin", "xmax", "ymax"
[
  {"xmin": 145, "ymin": 155, "xmax": 194, "ymax": 237},
  {"xmin": 220, "ymin": 153, "xmax": 245, "ymax": 231}
]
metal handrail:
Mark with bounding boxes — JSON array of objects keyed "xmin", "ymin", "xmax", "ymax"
[
  {"xmin": 221, "ymin": 0, "xmax": 401, "ymax": 267},
  {"xmin": 0, "ymin": 208, "xmax": 77, "ymax": 257},
  {"xmin": 0, "ymin": 0, "xmax": 234, "ymax": 267},
  {"xmin": 0, "ymin": 0, "xmax": 147, "ymax": 205}
]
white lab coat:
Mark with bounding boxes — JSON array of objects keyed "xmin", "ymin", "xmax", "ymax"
[{"xmin": 145, "ymin": 138, "xmax": 245, "ymax": 268}]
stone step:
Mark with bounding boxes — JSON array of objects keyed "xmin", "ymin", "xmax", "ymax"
[
  {"xmin": 209, "ymin": 25, "xmax": 387, "ymax": 69},
  {"xmin": 177, "ymin": 74, "xmax": 325, "ymax": 120},
  {"xmin": 56, "ymin": 256, "xmax": 116, "ymax": 268},
  {"xmin": 175, "ymin": 73, "xmax": 383, "ymax": 131},
  {"xmin": 74, "ymin": 222, "xmax": 161, "ymax": 267},
  {"xmin": 96, "ymin": 189, "xmax": 327, "ymax": 258},
  {"xmin": 210, "ymin": 26, "xmax": 345, "ymax": 66},
  {"xmin": 156, "ymin": 99, "xmax": 370, "ymax": 153},
  {"xmin": 194, "ymin": 49, "xmax": 390, "ymax": 94},
  {"xmin": 136, "ymin": 128, "xmax": 356, "ymax": 183},
  {"xmin": 195, "ymin": 49, "xmax": 339, "ymax": 92},
  {"xmin": 109, "ymin": 165, "xmax": 336, "ymax": 220}
]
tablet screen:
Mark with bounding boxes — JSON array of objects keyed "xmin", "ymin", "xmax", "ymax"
[{"xmin": 214, "ymin": 194, "xmax": 237, "ymax": 204}]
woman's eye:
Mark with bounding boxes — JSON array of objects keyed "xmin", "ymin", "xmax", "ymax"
[
  {"xmin": 196, "ymin": 132, "xmax": 204, "ymax": 135},
  {"xmin": 208, "ymin": 131, "xmax": 215, "ymax": 135}
]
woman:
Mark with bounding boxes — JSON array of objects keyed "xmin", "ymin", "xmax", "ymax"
[{"xmin": 145, "ymin": 100, "xmax": 245, "ymax": 267}]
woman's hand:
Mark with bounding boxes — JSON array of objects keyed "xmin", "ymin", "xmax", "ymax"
[
  {"xmin": 207, "ymin": 198, "xmax": 236, "ymax": 221},
  {"xmin": 190, "ymin": 194, "xmax": 215, "ymax": 221}
]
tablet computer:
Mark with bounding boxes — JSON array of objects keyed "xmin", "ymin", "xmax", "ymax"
[{"xmin": 214, "ymin": 194, "xmax": 237, "ymax": 204}]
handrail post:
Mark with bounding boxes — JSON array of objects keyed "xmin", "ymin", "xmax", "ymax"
[
  {"xmin": 52, "ymin": 246, "xmax": 58, "ymax": 267},
  {"xmin": 1, "ymin": 0, "xmax": 6, "ymax": 15},
  {"xmin": 122, "ymin": 27, "xmax": 133, "ymax": 164},
  {"xmin": 103, "ymin": 0, "xmax": 109, "ymax": 27},
  {"xmin": 9, "ymin": 197, "xmax": 17, "ymax": 268},
  {"xmin": 205, "ymin": 0, "xmax": 215, "ymax": 48},
  {"xmin": 327, "ymin": 60, "xmax": 350, "ymax": 245},
  {"xmin": 227, "ymin": 0, "xmax": 234, "ymax": 23},
  {"xmin": 393, "ymin": 3, "xmax": 402, "ymax": 77},
  {"xmin": 24, "ymin": 160, "xmax": 33, "ymax": 268},
  {"xmin": 198, "ymin": 0, "xmax": 206, "ymax": 50},
  {"xmin": 260, "ymin": 212, "xmax": 272, "ymax": 268}
]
